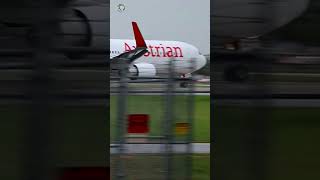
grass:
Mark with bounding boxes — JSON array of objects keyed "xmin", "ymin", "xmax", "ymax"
[
  {"xmin": 110, "ymin": 95, "xmax": 210, "ymax": 142},
  {"xmin": 110, "ymin": 154, "xmax": 210, "ymax": 180},
  {"xmin": 0, "ymin": 101, "xmax": 209, "ymax": 179},
  {"xmin": 4, "ymin": 101, "xmax": 320, "ymax": 179},
  {"xmin": 110, "ymin": 96, "xmax": 210, "ymax": 179},
  {"xmin": 0, "ymin": 106, "xmax": 108, "ymax": 179},
  {"xmin": 214, "ymin": 106, "xmax": 320, "ymax": 180},
  {"xmin": 192, "ymin": 154, "xmax": 211, "ymax": 179}
]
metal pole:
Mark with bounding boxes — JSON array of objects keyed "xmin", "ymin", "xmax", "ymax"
[
  {"xmin": 23, "ymin": 2, "xmax": 57, "ymax": 180},
  {"xmin": 114, "ymin": 59, "xmax": 128, "ymax": 180},
  {"xmin": 186, "ymin": 59, "xmax": 196, "ymax": 180},
  {"xmin": 164, "ymin": 59, "xmax": 175, "ymax": 180}
]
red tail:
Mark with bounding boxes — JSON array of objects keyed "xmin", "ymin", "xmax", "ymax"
[{"xmin": 132, "ymin": 22, "xmax": 147, "ymax": 48}]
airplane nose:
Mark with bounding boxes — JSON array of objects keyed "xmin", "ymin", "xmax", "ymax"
[{"xmin": 196, "ymin": 55, "xmax": 207, "ymax": 70}]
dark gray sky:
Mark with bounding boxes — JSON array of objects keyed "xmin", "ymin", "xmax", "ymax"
[{"xmin": 110, "ymin": 0, "xmax": 210, "ymax": 54}]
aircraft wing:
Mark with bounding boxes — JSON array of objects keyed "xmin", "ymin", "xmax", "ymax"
[{"xmin": 110, "ymin": 22, "xmax": 148, "ymax": 63}]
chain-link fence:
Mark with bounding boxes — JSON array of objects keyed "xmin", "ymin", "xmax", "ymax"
[{"xmin": 110, "ymin": 58, "xmax": 209, "ymax": 180}]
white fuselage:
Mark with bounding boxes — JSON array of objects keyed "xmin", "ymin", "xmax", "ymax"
[
  {"xmin": 212, "ymin": 0, "xmax": 310, "ymax": 44},
  {"xmin": 110, "ymin": 39, "xmax": 207, "ymax": 75}
]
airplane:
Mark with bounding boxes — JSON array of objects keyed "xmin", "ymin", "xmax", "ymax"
[
  {"xmin": 2, "ymin": 0, "xmax": 315, "ymax": 83},
  {"xmin": 109, "ymin": 22, "xmax": 207, "ymax": 87},
  {"xmin": 212, "ymin": 0, "xmax": 310, "ymax": 49},
  {"xmin": 212, "ymin": 0, "xmax": 313, "ymax": 81}
]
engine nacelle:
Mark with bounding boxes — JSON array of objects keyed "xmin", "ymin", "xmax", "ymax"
[
  {"xmin": 27, "ymin": 6, "xmax": 107, "ymax": 59},
  {"xmin": 58, "ymin": 9, "xmax": 91, "ymax": 48},
  {"xmin": 0, "ymin": 5, "xmax": 108, "ymax": 58},
  {"xmin": 129, "ymin": 63, "xmax": 156, "ymax": 77}
]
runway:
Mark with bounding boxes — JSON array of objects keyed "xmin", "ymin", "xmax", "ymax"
[
  {"xmin": 110, "ymin": 143, "xmax": 210, "ymax": 154},
  {"xmin": 110, "ymin": 81, "xmax": 210, "ymax": 95},
  {"xmin": 213, "ymin": 82, "xmax": 320, "ymax": 95},
  {"xmin": 215, "ymin": 99, "xmax": 320, "ymax": 107},
  {"xmin": 213, "ymin": 68, "xmax": 320, "ymax": 106}
]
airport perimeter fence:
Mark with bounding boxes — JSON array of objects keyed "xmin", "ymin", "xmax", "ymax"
[{"xmin": 110, "ymin": 58, "xmax": 204, "ymax": 180}]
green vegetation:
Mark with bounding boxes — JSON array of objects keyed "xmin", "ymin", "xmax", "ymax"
[
  {"xmin": 214, "ymin": 106, "xmax": 320, "ymax": 180},
  {"xmin": 110, "ymin": 96, "xmax": 210, "ymax": 178},
  {"xmin": 110, "ymin": 154, "xmax": 210, "ymax": 180},
  {"xmin": 0, "ymin": 106, "xmax": 108, "ymax": 179},
  {"xmin": 5, "ymin": 100, "xmax": 320, "ymax": 180},
  {"xmin": 110, "ymin": 95, "xmax": 210, "ymax": 142},
  {"xmin": 192, "ymin": 154, "xmax": 211, "ymax": 179}
]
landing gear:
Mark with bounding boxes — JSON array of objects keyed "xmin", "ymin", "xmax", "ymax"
[
  {"xmin": 180, "ymin": 82, "xmax": 190, "ymax": 88},
  {"xmin": 179, "ymin": 74, "xmax": 192, "ymax": 88}
]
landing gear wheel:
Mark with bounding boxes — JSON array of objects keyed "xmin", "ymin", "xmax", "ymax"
[{"xmin": 180, "ymin": 82, "xmax": 190, "ymax": 88}]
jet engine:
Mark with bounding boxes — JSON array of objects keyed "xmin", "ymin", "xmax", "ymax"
[
  {"xmin": 129, "ymin": 63, "xmax": 157, "ymax": 77},
  {"xmin": 56, "ymin": 6, "xmax": 108, "ymax": 58},
  {"xmin": 54, "ymin": 9, "xmax": 92, "ymax": 58},
  {"xmin": 57, "ymin": 9, "xmax": 91, "ymax": 47},
  {"xmin": 0, "ymin": 5, "xmax": 108, "ymax": 58}
]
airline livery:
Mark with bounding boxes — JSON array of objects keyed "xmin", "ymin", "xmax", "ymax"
[{"xmin": 110, "ymin": 22, "xmax": 207, "ymax": 79}]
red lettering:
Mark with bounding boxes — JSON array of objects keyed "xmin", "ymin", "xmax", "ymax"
[
  {"xmin": 154, "ymin": 46, "xmax": 161, "ymax": 57},
  {"xmin": 166, "ymin": 47, "xmax": 173, "ymax": 57},
  {"xmin": 173, "ymin": 47, "xmax": 183, "ymax": 57},
  {"xmin": 144, "ymin": 51, "xmax": 150, "ymax": 56},
  {"xmin": 148, "ymin": 45, "xmax": 156, "ymax": 57},
  {"xmin": 160, "ymin": 45, "xmax": 166, "ymax": 57},
  {"xmin": 124, "ymin": 42, "xmax": 184, "ymax": 59}
]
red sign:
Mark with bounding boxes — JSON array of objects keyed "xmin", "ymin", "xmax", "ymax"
[{"xmin": 127, "ymin": 114, "xmax": 149, "ymax": 134}]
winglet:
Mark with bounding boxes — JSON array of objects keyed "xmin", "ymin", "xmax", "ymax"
[{"xmin": 132, "ymin": 22, "xmax": 147, "ymax": 48}]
